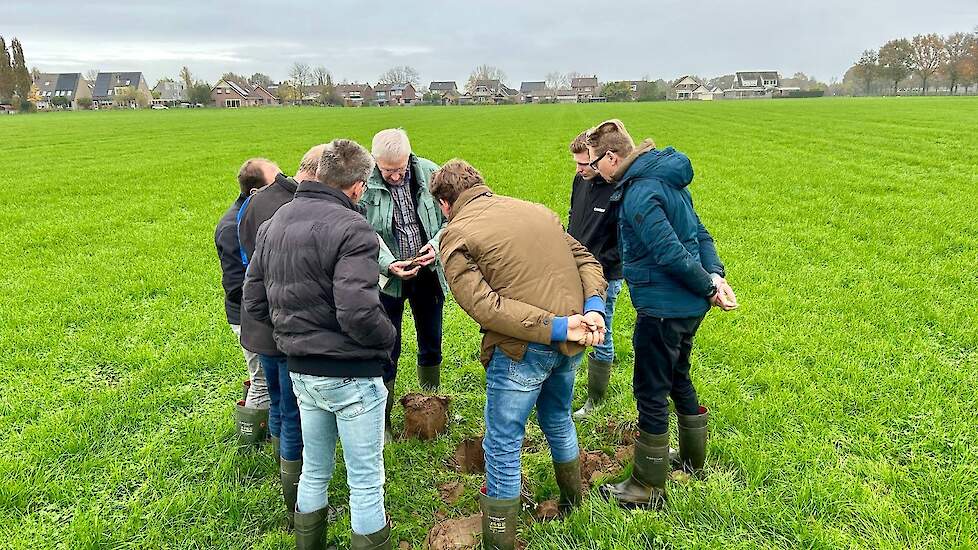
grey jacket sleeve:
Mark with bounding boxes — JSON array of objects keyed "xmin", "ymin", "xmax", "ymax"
[
  {"xmin": 242, "ymin": 224, "xmax": 271, "ymax": 322},
  {"xmin": 332, "ymin": 220, "xmax": 397, "ymax": 349}
]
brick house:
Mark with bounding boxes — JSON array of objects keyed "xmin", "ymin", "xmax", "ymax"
[
  {"xmin": 571, "ymin": 76, "xmax": 599, "ymax": 102},
  {"xmin": 428, "ymin": 81, "xmax": 459, "ymax": 105},
  {"xmin": 373, "ymin": 82, "xmax": 417, "ymax": 106},
  {"xmin": 211, "ymin": 79, "xmax": 276, "ymax": 108},
  {"xmin": 335, "ymin": 83, "xmax": 375, "ymax": 107}
]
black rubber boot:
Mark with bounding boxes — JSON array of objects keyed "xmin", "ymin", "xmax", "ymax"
[
  {"xmin": 350, "ymin": 521, "xmax": 392, "ymax": 549},
  {"xmin": 573, "ymin": 354, "xmax": 612, "ymax": 419},
  {"xmin": 384, "ymin": 380, "xmax": 395, "ymax": 444},
  {"xmin": 677, "ymin": 406, "xmax": 709, "ymax": 473},
  {"xmin": 600, "ymin": 430, "xmax": 669, "ymax": 509},
  {"xmin": 235, "ymin": 400, "xmax": 268, "ymax": 454},
  {"xmin": 294, "ymin": 506, "xmax": 330, "ymax": 550},
  {"xmin": 416, "ymin": 364, "xmax": 441, "ymax": 392},
  {"xmin": 281, "ymin": 458, "xmax": 302, "ymax": 530},
  {"xmin": 480, "ymin": 492, "xmax": 520, "ymax": 550},
  {"xmin": 553, "ymin": 458, "xmax": 582, "ymax": 516}
]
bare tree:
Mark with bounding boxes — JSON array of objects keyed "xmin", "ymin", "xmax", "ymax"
[
  {"xmin": 288, "ymin": 62, "xmax": 312, "ymax": 87},
  {"xmin": 312, "ymin": 66, "xmax": 330, "ymax": 87},
  {"xmin": 377, "ymin": 65, "xmax": 419, "ymax": 85},
  {"xmin": 248, "ymin": 73, "xmax": 272, "ymax": 88},
  {"xmin": 465, "ymin": 64, "xmax": 507, "ymax": 91},
  {"xmin": 179, "ymin": 66, "xmax": 194, "ymax": 91},
  {"xmin": 545, "ymin": 71, "xmax": 568, "ymax": 90},
  {"xmin": 84, "ymin": 69, "xmax": 99, "ymax": 82},
  {"xmin": 941, "ymin": 32, "xmax": 972, "ymax": 94},
  {"xmin": 909, "ymin": 33, "xmax": 947, "ymax": 95}
]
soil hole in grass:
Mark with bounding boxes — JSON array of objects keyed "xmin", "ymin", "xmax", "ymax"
[
  {"xmin": 452, "ymin": 436, "xmax": 485, "ymax": 474},
  {"xmin": 401, "ymin": 393, "xmax": 451, "ymax": 441},
  {"xmin": 424, "ymin": 513, "xmax": 482, "ymax": 550}
]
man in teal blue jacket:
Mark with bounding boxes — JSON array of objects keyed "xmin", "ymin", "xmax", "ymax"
[
  {"xmin": 586, "ymin": 119, "xmax": 738, "ymax": 509},
  {"xmin": 363, "ymin": 128, "xmax": 448, "ymax": 442}
]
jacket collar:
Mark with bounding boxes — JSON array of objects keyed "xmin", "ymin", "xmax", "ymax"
[
  {"xmin": 273, "ymin": 173, "xmax": 298, "ymax": 194},
  {"xmin": 450, "ymin": 184, "xmax": 493, "ymax": 219},
  {"xmin": 611, "ymin": 139, "xmax": 656, "ymax": 183},
  {"xmin": 295, "ymin": 180, "xmax": 358, "ymax": 210}
]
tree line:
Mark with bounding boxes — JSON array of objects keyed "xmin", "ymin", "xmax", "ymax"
[
  {"xmin": 845, "ymin": 27, "xmax": 978, "ymax": 96},
  {"xmin": 0, "ymin": 36, "xmax": 34, "ymax": 111}
]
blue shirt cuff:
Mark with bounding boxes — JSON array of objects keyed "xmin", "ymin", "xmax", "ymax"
[
  {"xmin": 550, "ymin": 316, "xmax": 568, "ymax": 343},
  {"xmin": 584, "ymin": 295, "xmax": 605, "ymax": 317}
]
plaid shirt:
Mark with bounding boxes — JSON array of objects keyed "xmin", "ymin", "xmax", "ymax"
[{"xmin": 388, "ymin": 167, "xmax": 425, "ymax": 259}]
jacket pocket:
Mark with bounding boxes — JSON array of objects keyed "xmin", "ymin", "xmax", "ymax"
[{"xmin": 622, "ymin": 265, "xmax": 651, "ymax": 285}]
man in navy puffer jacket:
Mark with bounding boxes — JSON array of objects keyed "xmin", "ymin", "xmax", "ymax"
[{"xmin": 586, "ymin": 119, "xmax": 738, "ymax": 509}]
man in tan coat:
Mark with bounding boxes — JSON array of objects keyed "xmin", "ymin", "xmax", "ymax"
[{"xmin": 431, "ymin": 159, "xmax": 607, "ymax": 550}]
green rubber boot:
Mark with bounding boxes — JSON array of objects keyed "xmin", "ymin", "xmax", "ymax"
[
  {"xmin": 553, "ymin": 457, "xmax": 582, "ymax": 516},
  {"xmin": 480, "ymin": 492, "xmax": 520, "ymax": 550},
  {"xmin": 350, "ymin": 522, "xmax": 392, "ymax": 549},
  {"xmin": 294, "ymin": 506, "xmax": 332, "ymax": 550},
  {"xmin": 573, "ymin": 354, "xmax": 612, "ymax": 419},
  {"xmin": 600, "ymin": 430, "xmax": 669, "ymax": 509},
  {"xmin": 677, "ymin": 406, "xmax": 709, "ymax": 473},
  {"xmin": 417, "ymin": 364, "xmax": 441, "ymax": 392},
  {"xmin": 384, "ymin": 380, "xmax": 395, "ymax": 444},
  {"xmin": 270, "ymin": 436, "xmax": 281, "ymax": 467},
  {"xmin": 235, "ymin": 400, "xmax": 268, "ymax": 454},
  {"xmin": 281, "ymin": 458, "xmax": 302, "ymax": 529}
]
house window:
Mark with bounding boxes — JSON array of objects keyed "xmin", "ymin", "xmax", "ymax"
[
  {"xmin": 631, "ymin": 84, "xmax": 638, "ymax": 92},
  {"xmin": 226, "ymin": 99, "xmax": 241, "ymax": 108},
  {"xmin": 763, "ymin": 79, "xmax": 777, "ymax": 86},
  {"xmin": 66, "ymin": 91, "xmax": 72, "ymax": 96},
  {"xmin": 125, "ymin": 80, "xmax": 131, "ymax": 85},
  {"xmin": 108, "ymin": 89, "xmax": 114, "ymax": 95}
]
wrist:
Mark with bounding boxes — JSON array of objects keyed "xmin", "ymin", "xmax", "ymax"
[
  {"xmin": 550, "ymin": 316, "xmax": 568, "ymax": 343},
  {"xmin": 584, "ymin": 295, "xmax": 605, "ymax": 316}
]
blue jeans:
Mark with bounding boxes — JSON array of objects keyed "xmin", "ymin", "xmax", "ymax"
[
  {"xmin": 290, "ymin": 374, "xmax": 387, "ymax": 536},
  {"xmin": 592, "ymin": 279, "xmax": 624, "ymax": 363},
  {"xmin": 484, "ymin": 344, "xmax": 582, "ymax": 499},
  {"xmin": 259, "ymin": 355, "xmax": 302, "ymax": 461}
]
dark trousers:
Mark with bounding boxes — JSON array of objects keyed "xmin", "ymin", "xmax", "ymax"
[
  {"xmin": 379, "ymin": 268, "xmax": 444, "ymax": 383},
  {"xmin": 632, "ymin": 313, "xmax": 705, "ymax": 435}
]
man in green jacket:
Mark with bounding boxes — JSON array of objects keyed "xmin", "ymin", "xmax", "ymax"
[{"xmin": 363, "ymin": 128, "xmax": 448, "ymax": 442}]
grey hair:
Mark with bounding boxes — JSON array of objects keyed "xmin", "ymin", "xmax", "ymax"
[
  {"xmin": 371, "ymin": 128, "xmax": 412, "ymax": 162},
  {"xmin": 318, "ymin": 139, "xmax": 375, "ymax": 190},
  {"xmin": 296, "ymin": 144, "xmax": 326, "ymax": 179}
]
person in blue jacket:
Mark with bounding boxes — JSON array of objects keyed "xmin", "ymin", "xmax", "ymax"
[{"xmin": 585, "ymin": 119, "xmax": 738, "ymax": 508}]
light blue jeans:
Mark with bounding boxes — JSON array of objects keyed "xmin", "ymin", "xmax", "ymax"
[
  {"xmin": 592, "ymin": 278, "xmax": 624, "ymax": 363},
  {"xmin": 290, "ymin": 373, "xmax": 387, "ymax": 536},
  {"xmin": 484, "ymin": 343, "xmax": 582, "ymax": 499}
]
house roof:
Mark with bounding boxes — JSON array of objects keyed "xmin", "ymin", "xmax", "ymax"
[
  {"xmin": 429, "ymin": 81, "xmax": 457, "ymax": 91},
  {"xmin": 93, "ymin": 72, "xmax": 145, "ymax": 97},
  {"xmin": 736, "ymin": 71, "xmax": 780, "ymax": 87},
  {"xmin": 35, "ymin": 73, "xmax": 82, "ymax": 96},
  {"xmin": 520, "ymin": 81, "xmax": 547, "ymax": 93},
  {"xmin": 571, "ymin": 76, "xmax": 598, "ymax": 88},
  {"xmin": 153, "ymin": 80, "xmax": 186, "ymax": 101}
]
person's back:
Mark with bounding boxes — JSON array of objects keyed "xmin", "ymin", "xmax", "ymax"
[{"xmin": 242, "ymin": 139, "xmax": 395, "ymax": 549}]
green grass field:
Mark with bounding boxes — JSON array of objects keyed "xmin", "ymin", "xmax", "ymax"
[{"xmin": 1, "ymin": 98, "xmax": 976, "ymax": 549}]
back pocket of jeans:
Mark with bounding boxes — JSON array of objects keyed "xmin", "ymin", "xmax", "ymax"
[{"xmin": 507, "ymin": 346, "xmax": 557, "ymax": 388}]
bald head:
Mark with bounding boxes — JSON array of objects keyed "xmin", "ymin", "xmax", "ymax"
[{"xmin": 296, "ymin": 144, "xmax": 327, "ymax": 182}]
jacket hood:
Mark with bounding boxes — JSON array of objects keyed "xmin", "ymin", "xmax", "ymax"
[{"xmin": 619, "ymin": 144, "xmax": 694, "ymax": 190}]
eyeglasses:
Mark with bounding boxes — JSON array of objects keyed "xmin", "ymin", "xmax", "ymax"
[
  {"xmin": 588, "ymin": 150, "xmax": 610, "ymax": 170},
  {"xmin": 379, "ymin": 165, "xmax": 408, "ymax": 176}
]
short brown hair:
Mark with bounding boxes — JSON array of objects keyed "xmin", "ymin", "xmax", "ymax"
[
  {"xmin": 318, "ymin": 139, "xmax": 374, "ymax": 190},
  {"xmin": 237, "ymin": 158, "xmax": 272, "ymax": 194},
  {"xmin": 585, "ymin": 119, "xmax": 636, "ymax": 159},
  {"xmin": 569, "ymin": 131, "xmax": 589, "ymax": 154},
  {"xmin": 429, "ymin": 159, "xmax": 484, "ymax": 205}
]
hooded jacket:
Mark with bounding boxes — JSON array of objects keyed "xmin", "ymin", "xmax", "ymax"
[{"xmin": 611, "ymin": 141, "xmax": 724, "ymax": 318}]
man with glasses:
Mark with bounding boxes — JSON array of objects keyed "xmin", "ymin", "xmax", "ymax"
[
  {"xmin": 363, "ymin": 128, "xmax": 447, "ymax": 442},
  {"xmin": 567, "ymin": 131, "xmax": 624, "ymax": 419}
]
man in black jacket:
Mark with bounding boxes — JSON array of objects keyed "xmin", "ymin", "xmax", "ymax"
[
  {"xmin": 237, "ymin": 145, "xmax": 322, "ymax": 527},
  {"xmin": 216, "ymin": 158, "xmax": 278, "ymax": 444},
  {"xmin": 243, "ymin": 139, "xmax": 396, "ymax": 550},
  {"xmin": 566, "ymin": 131, "xmax": 625, "ymax": 420}
]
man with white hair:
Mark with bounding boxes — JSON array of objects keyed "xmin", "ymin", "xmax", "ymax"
[{"xmin": 363, "ymin": 128, "xmax": 446, "ymax": 442}]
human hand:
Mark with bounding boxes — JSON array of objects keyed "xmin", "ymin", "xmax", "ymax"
[
  {"xmin": 415, "ymin": 244, "xmax": 437, "ymax": 267},
  {"xmin": 583, "ymin": 311, "xmax": 606, "ymax": 339},
  {"xmin": 567, "ymin": 314, "xmax": 605, "ymax": 347},
  {"xmin": 389, "ymin": 260, "xmax": 421, "ymax": 280},
  {"xmin": 710, "ymin": 274, "xmax": 738, "ymax": 311}
]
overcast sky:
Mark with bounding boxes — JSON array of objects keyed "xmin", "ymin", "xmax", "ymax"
[{"xmin": 7, "ymin": 0, "xmax": 978, "ymax": 86}]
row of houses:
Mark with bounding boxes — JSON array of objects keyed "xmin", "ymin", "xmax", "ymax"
[{"xmin": 31, "ymin": 70, "xmax": 802, "ymax": 110}]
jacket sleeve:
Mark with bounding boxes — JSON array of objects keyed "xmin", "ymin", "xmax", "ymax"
[
  {"xmin": 696, "ymin": 215, "xmax": 725, "ymax": 277},
  {"xmin": 333, "ymin": 221, "xmax": 397, "ymax": 349},
  {"xmin": 377, "ymin": 233, "xmax": 397, "ymax": 277},
  {"xmin": 242, "ymin": 224, "xmax": 271, "ymax": 323},
  {"xmin": 215, "ymin": 224, "xmax": 246, "ymax": 309},
  {"xmin": 626, "ymin": 184, "xmax": 715, "ymax": 297},
  {"xmin": 441, "ymin": 227, "xmax": 556, "ymax": 344}
]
